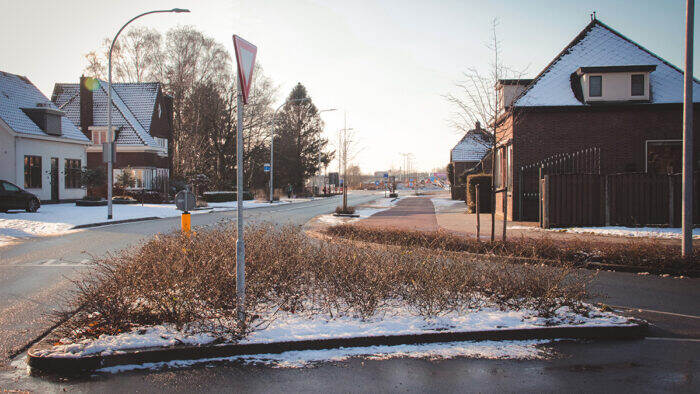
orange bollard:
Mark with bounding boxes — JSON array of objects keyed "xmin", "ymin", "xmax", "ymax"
[{"xmin": 181, "ymin": 212, "xmax": 191, "ymax": 234}]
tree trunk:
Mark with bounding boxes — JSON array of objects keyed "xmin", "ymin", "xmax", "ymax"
[{"xmin": 491, "ymin": 143, "xmax": 496, "ymax": 242}]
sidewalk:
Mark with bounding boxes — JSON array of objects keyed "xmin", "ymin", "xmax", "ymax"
[{"xmin": 357, "ymin": 195, "xmax": 696, "ymax": 246}]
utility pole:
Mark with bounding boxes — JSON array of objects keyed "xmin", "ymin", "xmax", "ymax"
[{"xmin": 682, "ymin": 0, "xmax": 695, "ymax": 259}]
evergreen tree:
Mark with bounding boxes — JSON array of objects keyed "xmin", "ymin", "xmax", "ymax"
[{"xmin": 273, "ymin": 83, "xmax": 333, "ymax": 193}]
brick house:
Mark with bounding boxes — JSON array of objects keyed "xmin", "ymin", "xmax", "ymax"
[
  {"xmin": 493, "ymin": 18, "xmax": 700, "ymax": 221},
  {"xmin": 450, "ymin": 121, "xmax": 491, "ymax": 179},
  {"xmin": 51, "ymin": 77, "xmax": 173, "ymax": 190}
]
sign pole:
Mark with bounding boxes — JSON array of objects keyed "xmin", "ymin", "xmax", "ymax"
[
  {"xmin": 682, "ymin": 0, "xmax": 694, "ymax": 259},
  {"xmin": 236, "ymin": 87, "xmax": 245, "ymax": 322},
  {"xmin": 232, "ymin": 34, "xmax": 257, "ymax": 323}
]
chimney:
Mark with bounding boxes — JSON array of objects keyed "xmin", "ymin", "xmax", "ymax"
[
  {"xmin": 475, "ymin": 121, "xmax": 481, "ymax": 131},
  {"xmin": 79, "ymin": 75, "xmax": 94, "ymax": 139}
]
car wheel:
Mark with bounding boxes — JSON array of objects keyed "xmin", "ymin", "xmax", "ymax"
[{"xmin": 26, "ymin": 198, "xmax": 39, "ymax": 213}]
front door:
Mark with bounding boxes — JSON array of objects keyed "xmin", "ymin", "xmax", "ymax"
[{"xmin": 51, "ymin": 157, "xmax": 59, "ymax": 202}]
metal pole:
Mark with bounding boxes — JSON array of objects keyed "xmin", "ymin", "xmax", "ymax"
[
  {"xmin": 105, "ymin": 8, "xmax": 189, "ymax": 220},
  {"xmin": 682, "ymin": 0, "xmax": 694, "ymax": 259},
  {"xmin": 107, "ymin": 54, "xmax": 113, "ymax": 220},
  {"xmin": 269, "ymin": 112, "xmax": 276, "ymax": 203},
  {"xmin": 236, "ymin": 89, "xmax": 245, "ymax": 322}
]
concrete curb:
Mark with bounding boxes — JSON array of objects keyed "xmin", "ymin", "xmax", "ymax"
[
  {"xmin": 27, "ymin": 324, "xmax": 646, "ymax": 375},
  {"xmin": 71, "ymin": 216, "xmax": 162, "ymax": 229}
]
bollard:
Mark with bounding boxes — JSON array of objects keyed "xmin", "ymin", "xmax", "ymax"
[{"xmin": 181, "ymin": 212, "xmax": 191, "ymax": 234}]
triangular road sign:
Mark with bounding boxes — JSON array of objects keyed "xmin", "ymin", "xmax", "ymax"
[{"xmin": 232, "ymin": 35, "xmax": 257, "ymax": 104}]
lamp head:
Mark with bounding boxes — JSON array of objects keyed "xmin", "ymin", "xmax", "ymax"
[{"xmin": 171, "ymin": 8, "xmax": 190, "ymax": 13}]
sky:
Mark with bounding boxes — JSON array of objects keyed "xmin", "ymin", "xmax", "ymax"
[{"xmin": 1, "ymin": 0, "xmax": 697, "ymax": 174}]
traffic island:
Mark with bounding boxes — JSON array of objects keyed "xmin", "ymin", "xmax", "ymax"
[{"xmin": 27, "ymin": 223, "xmax": 645, "ymax": 376}]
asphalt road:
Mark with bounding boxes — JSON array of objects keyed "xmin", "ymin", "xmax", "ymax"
[
  {"xmin": 0, "ymin": 192, "xmax": 381, "ymax": 367},
  {"xmin": 1, "ymin": 191, "xmax": 698, "ymax": 392}
]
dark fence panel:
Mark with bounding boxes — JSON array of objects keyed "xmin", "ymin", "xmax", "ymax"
[
  {"xmin": 542, "ymin": 172, "xmax": 700, "ymax": 228},
  {"xmin": 542, "ymin": 174, "xmax": 604, "ymax": 228},
  {"xmin": 519, "ymin": 147, "xmax": 600, "ymax": 222}
]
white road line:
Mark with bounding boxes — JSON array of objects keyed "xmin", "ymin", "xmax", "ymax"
[
  {"xmin": 612, "ymin": 305, "xmax": 700, "ymax": 320},
  {"xmin": 646, "ymin": 337, "xmax": 700, "ymax": 342}
]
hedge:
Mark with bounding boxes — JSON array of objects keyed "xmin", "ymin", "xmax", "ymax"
[
  {"xmin": 450, "ymin": 185, "xmax": 466, "ymax": 201},
  {"xmin": 203, "ymin": 191, "xmax": 254, "ymax": 202},
  {"xmin": 466, "ymin": 173, "xmax": 492, "ymax": 213}
]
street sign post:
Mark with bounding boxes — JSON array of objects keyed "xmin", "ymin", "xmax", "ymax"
[
  {"xmin": 383, "ymin": 172, "xmax": 388, "ymax": 197},
  {"xmin": 175, "ymin": 188, "xmax": 195, "ymax": 234},
  {"xmin": 233, "ymin": 34, "xmax": 257, "ymax": 322}
]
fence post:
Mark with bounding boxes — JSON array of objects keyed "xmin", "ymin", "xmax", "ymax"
[
  {"xmin": 540, "ymin": 177, "xmax": 550, "ymax": 228},
  {"xmin": 604, "ymin": 175, "xmax": 610, "ymax": 226},
  {"xmin": 669, "ymin": 175, "xmax": 675, "ymax": 227},
  {"xmin": 502, "ymin": 187, "xmax": 508, "ymax": 241},
  {"xmin": 475, "ymin": 184, "xmax": 480, "ymax": 241}
]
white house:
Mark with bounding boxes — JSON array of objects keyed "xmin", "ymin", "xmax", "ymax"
[{"xmin": 0, "ymin": 71, "xmax": 90, "ymax": 201}]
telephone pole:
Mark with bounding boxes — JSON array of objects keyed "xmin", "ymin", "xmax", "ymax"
[{"xmin": 682, "ymin": 0, "xmax": 694, "ymax": 259}]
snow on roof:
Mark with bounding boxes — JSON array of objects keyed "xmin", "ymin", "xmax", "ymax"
[
  {"xmin": 0, "ymin": 71, "xmax": 88, "ymax": 142},
  {"xmin": 451, "ymin": 130, "xmax": 490, "ymax": 162},
  {"xmin": 515, "ymin": 20, "xmax": 700, "ymax": 107},
  {"xmin": 52, "ymin": 80, "xmax": 160, "ymax": 147}
]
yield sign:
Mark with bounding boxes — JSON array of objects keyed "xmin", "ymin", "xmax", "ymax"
[{"xmin": 232, "ymin": 35, "xmax": 257, "ymax": 104}]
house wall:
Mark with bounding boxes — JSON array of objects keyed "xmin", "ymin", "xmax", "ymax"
[
  {"xmin": 580, "ymin": 72, "xmax": 651, "ymax": 102},
  {"xmin": 87, "ymin": 150, "xmax": 169, "ymax": 169},
  {"xmin": 0, "ymin": 124, "xmax": 15, "ymax": 182},
  {"xmin": 500, "ymin": 103, "xmax": 700, "ymax": 221},
  {"xmin": 15, "ymin": 137, "xmax": 87, "ymax": 201}
]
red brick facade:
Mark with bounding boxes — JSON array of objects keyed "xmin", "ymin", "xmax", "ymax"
[{"xmin": 495, "ymin": 103, "xmax": 700, "ymax": 221}]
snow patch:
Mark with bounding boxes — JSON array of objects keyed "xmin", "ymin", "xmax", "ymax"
[{"xmin": 508, "ymin": 225, "xmax": 700, "ymax": 239}]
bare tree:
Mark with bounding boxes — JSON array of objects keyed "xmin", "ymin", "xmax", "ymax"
[
  {"xmin": 338, "ymin": 122, "xmax": 360, "ymax": 212},
  {"xmin": 444, "ymin": 18, "xmax": 527, "ymax": 241}
]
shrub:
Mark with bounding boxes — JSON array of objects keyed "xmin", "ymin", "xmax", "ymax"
[
  {"xmin": 466, "ymin": 173, "xmax": 492, "ymax": 213},
  {"xmin": 324, "ymin": 224, "xmax": 699, "ymax": 275},
  {"xmin": 116, "ymin": 166, "xmax": 136, "ymax": 188},
  {"xmin": 451, "ymin": 185, "xmax": 466, "ymax": 201},
  {"xmin": 80, "ymin": 167, "xmax": 106, "ymax": 197},
  {"xmin": 335, "ymin": 205, "xmax": 356, "ymax": 214},
  {"xmin": 61, "ymin": 223, "xmax": 591, "ymax": 341}
]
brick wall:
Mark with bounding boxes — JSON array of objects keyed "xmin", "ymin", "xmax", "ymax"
[{"xmin": 499, "ymin": 103, "xmax": 700, "ymax": 221}]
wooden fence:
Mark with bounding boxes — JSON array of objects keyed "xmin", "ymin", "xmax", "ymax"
[{"xmin": 541, "ymin": 172, "xmax": 699, "ymax": 228}]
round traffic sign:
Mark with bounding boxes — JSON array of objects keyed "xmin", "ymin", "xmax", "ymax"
[{"xmin": 175, "ymin": 189, "xmax": 196, "ymax": 212}]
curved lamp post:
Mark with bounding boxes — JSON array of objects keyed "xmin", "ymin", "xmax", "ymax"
[
  {"xmin": 268, "ymin": 100, "xmax": 335, "ymax": 203},
  {"xmin": 106, "ymin": 8, "xmax": 190, "ymax": 219}
]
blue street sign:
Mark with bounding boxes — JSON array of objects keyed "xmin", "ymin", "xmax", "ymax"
[
  {"xmin": 263, "ymin": 163, "xmax": 271, "ymax": 173},
  {"xmin": 375, "ymin": 181, "xmax": 379, "ymax": 185},
  {"xmin": 383, "ymin": 173, "xmax": 388, "ymax": 178}
]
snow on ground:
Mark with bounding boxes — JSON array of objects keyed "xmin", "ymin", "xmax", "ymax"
[
  {"xmin": 97, "ymin": 339, "xmax": 552, "ymax": 372},
  {"xmin": 36, "ymin": 302, "xmax": 631, "ymax": 359},
  {"xmin": 430, "ymin": 197, "xmax": 464, "ymax": 212},
  {"xmin": 317, "ymin": 196, "xmax": 407, "ymax": 225},
  {"xmin": 508, "ymin": 225, "xmax": 700, "ymax": 239},
  {"xmin": 0, "ymin": 200, "xmax": 296, "ymax": 247}
]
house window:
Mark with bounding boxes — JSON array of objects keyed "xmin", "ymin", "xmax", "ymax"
[
  {"xmin": 589, "ymin": 76, "xmax": 602, "ymax": 97},
  {"xmin": 506, "ymin": 145, "xmax": 513, "ymax": 190},
  {"xmin": 64, "ymin": 159, "xmax": 82, "ymax": 189},
  {"xmin": 631, "ymin": 74, "xmax": 645, "ymax": 96},
  {"xmin": 91, "ymin": 130, "xmax": 108, "ymax": 145},
  {"xmin": 154, "ymin": 137, "xmax": 168, "ymax": 157},
  {"xmin": 24, "ymin": 155, "xmax": 42, "ymax": 188},
  {"xmin": 494, "ymin": 149, "xmax": 503, "ymax": 188}
]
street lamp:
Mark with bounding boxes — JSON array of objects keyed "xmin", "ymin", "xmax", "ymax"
[
  {"xmin": 106, "ymin": 8, "xmax": 190, "ymax": 219},
  {"xmin": 268, "ymin": 100, "xmax": 335, "ymax": 203}
]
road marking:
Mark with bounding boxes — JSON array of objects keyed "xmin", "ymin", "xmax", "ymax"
[
  {"xmin": 612, "ymin": 305, "xmax": 700, "ymax": 320},
  {"xmin": 646, "ymin": 337, "xmax": 700, "ymax": 342}
]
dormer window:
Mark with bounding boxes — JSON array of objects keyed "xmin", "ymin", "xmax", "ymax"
[
  {"xmin": 575, "ymin": 65, "xmax": 655, "ymax": 103},
  {"xmin": 589, "ymin": 76, "xmax": 602, "ymax": 97},
  {"xmin": 631, "ymin": 74, "xmax": 645, "ymax": 96}
]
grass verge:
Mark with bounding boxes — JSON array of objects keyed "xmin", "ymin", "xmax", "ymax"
[
  {"xmin": 59, "ymin": 223, "xmax": 592, "ymax": 342},
  {"xmin": 324, "ymin": 224, "xmax": 699, "ymax": 275}
]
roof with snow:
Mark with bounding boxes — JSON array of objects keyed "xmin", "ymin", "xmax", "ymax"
[
  {"xmin": 0, "ymin": 71, "xmax": 88, "ymax": 142},
  {"xmin": 451, "ymin": 129, "xmax": 490, "ymax": 162},
  {"xmin": 52, "ymin": 80, "xmax": 162, "ymax": 147},
  {"xmin": 514, "ymin": 19, "xmax": 700, "ymax": 107}
]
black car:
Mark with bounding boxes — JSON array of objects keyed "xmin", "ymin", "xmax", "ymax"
[{"xmin": 0, "ymin": 180, "xmax": 40, "ymax": 213}]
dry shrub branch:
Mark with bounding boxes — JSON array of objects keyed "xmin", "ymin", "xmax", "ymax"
[
  {"xmin": 325, "ymin": 224, "xmax": 699, "ymax": 274},
  {"xmin": 61, "ymin": 223, "xmax": 591, "ymax": 340}
]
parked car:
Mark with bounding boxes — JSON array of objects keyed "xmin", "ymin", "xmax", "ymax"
[{"xmin": 0, "ymin": 180, "xmax": 40, "ymax": 212}]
